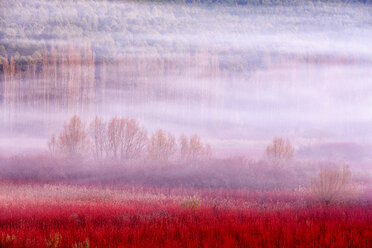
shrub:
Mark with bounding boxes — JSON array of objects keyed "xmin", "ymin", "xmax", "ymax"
[
  {"xmin": 73, "ymin": 239, "xmax": 90, "ymax": 248},
  {"xmin": 45, "ymin": 233, "xmax": 61, "ymax": 248},
  {"xmin": 310, "ymin": 166, "xmax": 358, "ymax": 205},
  {"xmin": 181, "ymin": 196, "xmax": 201, "ymax": 210}
]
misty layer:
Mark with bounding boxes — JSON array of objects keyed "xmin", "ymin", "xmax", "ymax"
[
  {"xmin": 0, "ymin": 115, "xmax": 367, "ymax": 207},
  {"xmin": 1, "ymin": 0, "xmax": 372, "ymax": 151}
]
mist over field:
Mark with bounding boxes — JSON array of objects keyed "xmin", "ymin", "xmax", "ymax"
[
  {"xmin": 0, "ymin": 0, "xmax": 371, "ymax": 190},
  {"xmin": 0, "ymin": 0, "xmax": 371, "ymax": 160}
]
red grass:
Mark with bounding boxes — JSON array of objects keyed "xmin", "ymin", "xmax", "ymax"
[{"xmin": 0, "ymin": 194, "xmax": 371, "ymax": 248}]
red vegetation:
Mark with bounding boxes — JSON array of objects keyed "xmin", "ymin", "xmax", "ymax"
[{"xmin": 0, "ymin": 188, "xmax": 370, "ymax": 248}]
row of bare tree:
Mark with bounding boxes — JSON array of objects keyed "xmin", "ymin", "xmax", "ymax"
[
  {"xmin": 47, "ymin": 120, "xmax": 359, "ymax": 205},
  {"xmin": 48, "ymin": 115, "xmax": 211, "ymax": 163}
]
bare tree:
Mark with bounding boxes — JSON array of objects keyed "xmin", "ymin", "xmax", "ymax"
[
  {"xmin": 57, "ymin": 115, "xmax": 89, "ymax": 158},
  {"xmin": 89, "ymin": 116, "xmax": 107, "ymax": 161},
  {"xmin": 310, "ymin": 166, "xmax": 358, "ymax": 205},
  {"xmin": 265, "ymin": 137, "xmax": 294, "ymax": 163},
  {"xmin": 119, "ymin": 118, "xmax": 148, "ymax": 160},
  {"xmin": 148, "ymin": 129, "xmax": 176, "ymax": 162}
]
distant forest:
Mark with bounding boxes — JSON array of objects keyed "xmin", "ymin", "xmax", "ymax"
[
  {"xmin": 0, "ymin": 0, "xmax": 370, "ymax": 121},
  {"xmin": 0, "ymin": 0, "xmax": 370, "ymax": 65}
]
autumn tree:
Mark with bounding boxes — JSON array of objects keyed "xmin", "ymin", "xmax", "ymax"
[
  {"xmin": 189, "ymin": 134, "xmax": 210, "ymax": 161},
  {"xmin": 57, "ymin": 115, "xmax": 89, "ymax": 158},
  {"xmin": 265, "ymin": 137, "xmax": 294, "ymax": 163},
  {"xmin": 148, "ymin": 129, "xmax": 176, "ymax": 162},
  {"xmin": 179, "ymin": 134, "xmax": 211, "ymax": 162},
  {"xmin": 310, "ymin": 166, "xmax": 358, "ymax": 205}
]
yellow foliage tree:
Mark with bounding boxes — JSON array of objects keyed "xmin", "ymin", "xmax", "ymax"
[
  {"xmin": 148, "ymin": 129, "xmax": 176, "ymax": 162},
  {"xmin": 265, "ymin": 137, "xmax": 294, "ymax": 163}
]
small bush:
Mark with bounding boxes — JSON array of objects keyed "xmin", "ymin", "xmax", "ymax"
[
  {"xmin": 181, "ymin": 196, "xmax": 201, "ymax": 210},
  {"xmin": 73, "ymin": 238, "xmax": 90, "ymax": 248},
  {"xmin": 46, "ymin": 233, "xmax": 61, "ymax": 248}
]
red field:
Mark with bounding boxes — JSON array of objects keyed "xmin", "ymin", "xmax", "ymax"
[{"xmin": 0, "ymin": 183, "xmax": 371, "ymax": 248}]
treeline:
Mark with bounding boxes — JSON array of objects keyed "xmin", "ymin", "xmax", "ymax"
[
  {"xmin": 48, "ymin": 115, "xmax": 212, "ymax": 163},
  {"xmin": 0, "ymin": 0, "xmax": 228, "ymax": 62}
]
